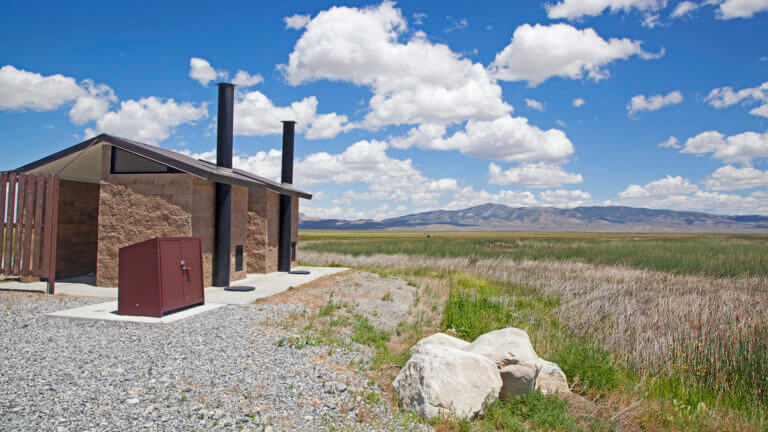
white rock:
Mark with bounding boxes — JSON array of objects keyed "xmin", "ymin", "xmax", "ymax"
[
  {"xmin": 393, "ymin": 344, "xmax": 502, "ymax": 420},
  {"xmin": 410, "ymin": 333, "xmax": 469, "ymax": 355},
  {"xmin": 536, "ymin": 360, "xmax": 570, "ymax": 394},
  {"xmin": 464, "ymin": 328, "xmax": 542, "ymax": 398}
]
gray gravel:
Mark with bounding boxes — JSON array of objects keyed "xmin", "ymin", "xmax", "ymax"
[{"xmin": 0, "ymin": 292, "xmax": 426, "ymax": 431}]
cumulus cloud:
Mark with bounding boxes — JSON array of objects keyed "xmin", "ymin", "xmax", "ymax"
[
  {"xmin": 232, "ymin": 70, "xmax": 264, "ymax": 87},
  {"xmin": 293, "ymin": 140, "xmax": 457, "ymax": 204},
  {"xmin": 627, "ymin": 90, "xmax": 683, "ymax": 117},
  {"xmin": 0, "ymin": 65, "xmax": 87, "ymax": 111},
  {"xmin": 488, "ymin": 162, "xmax": 583, "ymax": 187},
  {"xmin": 681, "ymin": 129, "xmax": 768, "ymax": 165},
  {"xmin": 189, "ymin": 58, "xmax": 227, "ymax": 86},
  {"xmin": 279, "ymin": 2, "xmax": 511, "ymax": 127},
  {"xmin": 616, "ymin": 175, "xmax": 768, "ymax": 214},
  {"xmin": 284, "ymin": 14, "xmax": 311, "ymax": 29},
  {"xmin": 68, "ymin": 80, "xmax": 117, "ymax": 125},
  {"xmin": 704, "ymin": 81, "xmax": 768, "ymax": 118},
  {"xmin": 618, "ymin": 175, "xmax": 700, "ymax": 199},
  {"xmin": 671, "ymin": 1, "xmax": 700, "ymax": 17},
  {"xmin": 393, "ymin": 115, "xmax": 574, "ymax": 162},
  {"xmin": 713, "ymin": 0, "xmax": 768, "ymax": 19},
  {"xmin": 703, "ymin": 165, "xmax": 768, "ymax": 190},
  {"xmin": 657, "ymin": 136, "xmax": 680, "ymax": 148},
  {"xmin": 539, "ymin": 189, "xmax": 593, "ymax": 208},
  {"xmin": 490, "ymin": 23, "xmax": 660, "ymax": 86},
  {"xmin": 445, "ymin": 187, "xmax": 539, "ymax": 210},
  {"xmin": 546, "ymin": 0, "xmax": 668, "ymax": 19},
  {"xmin": 234, "ymin": 90, "xmax": 352, "ymax": 139},
  {"xmin": 84, "ymin": 97, "xmax": 208, "ymax": 144},
  {"xmin": 526, "ymin": 98, "xmax": 545, "ymax": 111},
  {"xmin": 185, "ymin": 148, "xmax": 283, "ymax": 182},
  {"xmin": 572, "ymin": 98, "xmax": 586, "ymax": 107}
]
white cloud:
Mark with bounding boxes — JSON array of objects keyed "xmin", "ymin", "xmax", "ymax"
[
  {"xmin": 539, "ymin": 189, "xmax": 593, "ymax": 208},
  {"xmin": 489, "ymin": 162, "xmax": 583, "ymax": 188},
  {"xmin": 182, "ymin": 148, "xmax": 283, "ymax": 182},
  {"xmin": 68, "ymin": 79, "xmax": 117, "ymax": 125},
  {"xmin": 658, "ymin": 136, "xmax": 681, "ymax": 148},
  {"xmin": 671, "ymin": 1, "xmax": 700, "ymax": 17},
  {"xmin": 445, "ymin": 17, "xmax": 468, "ymax": 32},
  {"xmin": 284, "ymin": 14, "xmax": 311, "ymax": 30},
  {"xmin": 681, "ymin": 129, "xmax": 768, "ymax": 165},
  {"xmin": 572, "ymin": 97, "xmax": 586, "ymax": 107},
  {"xmin": 84, "ymin": 97, "xmax": 208, "ymax": 144},
  {"xmin": 394, "ymin": 115, "xmax": 574, "ymax": 162},
  {"xmin": 445, "ymin": 187, "xmax": 539, "ymax": 210},
  {"xmin": 280, "ymin": 2, "xmax": 511, "ymax": 127},
  {"xmin": 703, "ymin": 165, "xmax": 768, "ymax": 190},
  {"xmin": 413, "ymin": 12, "xmax": 427, "ymax": 24},
  {"xmin": 189, "ymin": 58, "xmax": 227, "ymax": 87},
  {"xmin": 490, "ymin": 23, "xmax": 660, "ymax": 86},
  {"xmin": 615, "ymin": 180, "xmax": 768, "ymax": 214},
  {"xmin": 0, "ymin": 65, "xmax": 87, "ymax": 111},
  {"xmin": 234, "ymin": 90, "xmax": 352, "ymax": 139},
  {"xmin": 525, "ymin": 98, "xmax": 545, "ymax": 111},
  {"xmin": 642, "ymin": 13, "xmax": 662, "ymax": 27},
  {"xmin": 546, "ymin": 0, "xmax": 668, "ymax": 20},
  {"xmin": 704, "ymin": 81, "xmax": 768, "ymax": 118},
  {"xmin": 293, "ymin": 140, "xmax": 457, "ymax": 205},
  {"xmin": 627, "ymin": 90, "xmax": 683, "ymax": 117},
  {"xmin": 618, "ymin": 175, "xmax": 700, "ymax": 199},
  {"xmin": 232, "ymin": 70, "xmax": 263, "ymax": 88},
  {"xmin": 713, "ymin": 0, "xmax": 768, "ymax": 19}
]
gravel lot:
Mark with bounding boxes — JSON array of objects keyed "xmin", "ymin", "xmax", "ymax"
[{"xmin": 0, "ymin": 291, "xmax": 426, "ymax": 431}]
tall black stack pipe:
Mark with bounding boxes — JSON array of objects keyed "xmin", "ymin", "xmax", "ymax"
[
  {"xmin": 277, "ymin": 121, "xmax": 296, "ymax": 272},
  {"xmin": 213, "ymin": 83, "xmax": 235, "ymax": 287}
]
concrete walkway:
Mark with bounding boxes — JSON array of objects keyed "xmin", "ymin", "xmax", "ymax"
[{"xmin": 0, "ymin": 266, "xmax": 348, "ymax": 305}]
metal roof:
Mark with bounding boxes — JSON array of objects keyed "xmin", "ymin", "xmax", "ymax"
[{"xmin": 14, "ymin": 134, "xmax": 312, "ymax": 199}]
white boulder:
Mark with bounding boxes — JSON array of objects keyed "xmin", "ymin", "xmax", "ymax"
[
  {"xmin": 464, "ymin": 328, "xmax": 542, "ymax": 398},
  {"xmin": 393, "ymin": 344, "xmax": 502, "ymax": 420},
  {"xmin": 536, "ymin": 360, "xmax": 570, "ymax": 394},
  {"xmin": 410, "ymin": 333, "xmax": 469, "ymax": 355}
]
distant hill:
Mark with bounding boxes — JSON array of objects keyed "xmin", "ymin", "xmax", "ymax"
[{"xmin": 299, "ymin": 204, "xmax": 768, "ymax": 233}]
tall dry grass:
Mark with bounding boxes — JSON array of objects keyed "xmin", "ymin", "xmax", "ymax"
[{"xmin": 301, "ymin": 250, "xmax": 768, "ymax": 404}]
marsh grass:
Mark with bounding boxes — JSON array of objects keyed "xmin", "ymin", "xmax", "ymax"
[{"xmin": 302, "ymin": 232, "xmax": 768, "ymax": 278}]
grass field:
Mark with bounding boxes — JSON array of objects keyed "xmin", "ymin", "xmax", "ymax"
[
  {"xmin": 301, "ymin": 230, "xmax": 768, "ymax": 278},
  {"xmin": 299, "ymin": 230, "xmax": 768, "ymax": 431}
]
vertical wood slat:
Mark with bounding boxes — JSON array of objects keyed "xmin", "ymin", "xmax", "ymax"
[
  {"xmin": 21, "ymin": 176, "xmax": 36, "ymax": 276},
  {"xmin": 4, "ymin": 173, "xmax": 16, "ymax": 273},
  {"xmin": 11, "ymin": 175, "xmax": 27, "ymax": 275},
  {"xmin": 46, "ymin": 175, "xmax": 59, "ymax": 294},
  {"xmin": 31, "ymin": 176, "xmax": 45, "ymax": 274},
  {"xmin": 0, "ymin": 172, "xmax": 7, "ymax": 274},
  {"xmin": 40, "ymin": 175, "xmax": 54, "ymax": 279}
]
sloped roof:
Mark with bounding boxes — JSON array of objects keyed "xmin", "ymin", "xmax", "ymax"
[{"xmin": 15, "ymin": 134, "xmax": 312, "ymax": 199}]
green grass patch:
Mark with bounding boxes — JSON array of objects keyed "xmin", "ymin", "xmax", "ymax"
[{"xmin": 479, "ymin": 391, "xmax": 579, "ymax": 432}]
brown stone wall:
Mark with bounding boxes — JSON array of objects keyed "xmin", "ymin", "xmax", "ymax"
[
  {"xmin": 96, "ymin": 173, "xmax": 194, "ymax": 287},
  {"xmin": 55, "ymin": 180, "xmax": 99, "ymax": 279},
  {"xmin": 230, "ymin": 186, "xmax": 248, "ymax": 281},
  {"xmin": 191, "ymin": 178, "xmax": 215, "ymax": 287},
  {"xmin": 246, "ymin": 188, "xmax": 271, "ymax": 273}
]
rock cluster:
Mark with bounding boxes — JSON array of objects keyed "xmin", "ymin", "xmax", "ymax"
[{"xmin": 393, "ymin": 328, "xmax": 569, "ymax": 420}]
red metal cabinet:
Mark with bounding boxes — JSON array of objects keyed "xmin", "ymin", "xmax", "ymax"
[{"xmin": 118, "ymin": 237, "xmax": 204, "ymax": 317}]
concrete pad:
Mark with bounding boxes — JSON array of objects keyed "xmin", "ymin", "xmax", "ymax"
[
  {"xmin": 1, "ymin": 266, "xmax": 348, "ymax": 305},
  {"xmin": 205, "ymin": 266, "xmax": 349, "ymax": 305},
  {"xmin": 46, "ymin": 301, "xmax": 225, "ymax": 324}
]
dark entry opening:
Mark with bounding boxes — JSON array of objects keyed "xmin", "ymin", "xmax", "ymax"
[{"xmin": 235, "ymin": 245, "xmax": 243, "ymax": 271}]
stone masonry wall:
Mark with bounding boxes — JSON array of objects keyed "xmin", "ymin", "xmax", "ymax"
[
  {"xmin": 246, "ymin": 189, "xmax": 300, "ymax": 273},
  {"xmin": 230, "ymin": 186, "xmax": 248, "ymax": 281},
  {"xmin": 190, "ymin": 178, "xmax": 215, "ymax": 287},
  {"xmin": 56, "ymin": 180, "xmax": 99, "ymax": 279},
  {"xmin": 97, "ymin": 174, "xmax": 194, "ymax": 287}
]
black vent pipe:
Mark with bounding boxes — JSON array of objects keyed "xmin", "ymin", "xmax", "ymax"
[
  {"xmin": 277, "ymin": 121, "xmax": 296, "ymax": 272},
  {"xmin": 213, "ymin": 83, "xmax": 235, "ymax": 287}
]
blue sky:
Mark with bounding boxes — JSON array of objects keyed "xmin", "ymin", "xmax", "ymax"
[{"xmin": 1, "ymin": 0, "xmax": 768, "ymax": 219}]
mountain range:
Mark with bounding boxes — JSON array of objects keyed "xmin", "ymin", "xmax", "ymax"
[{"xmin": 299, "ymin": 204, "xmax": 768, "ymax": 233}]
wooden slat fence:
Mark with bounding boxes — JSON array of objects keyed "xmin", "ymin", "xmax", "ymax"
[{"xmin": 0, "ymin": 173, "xmax": 59, "ymax": 294}]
